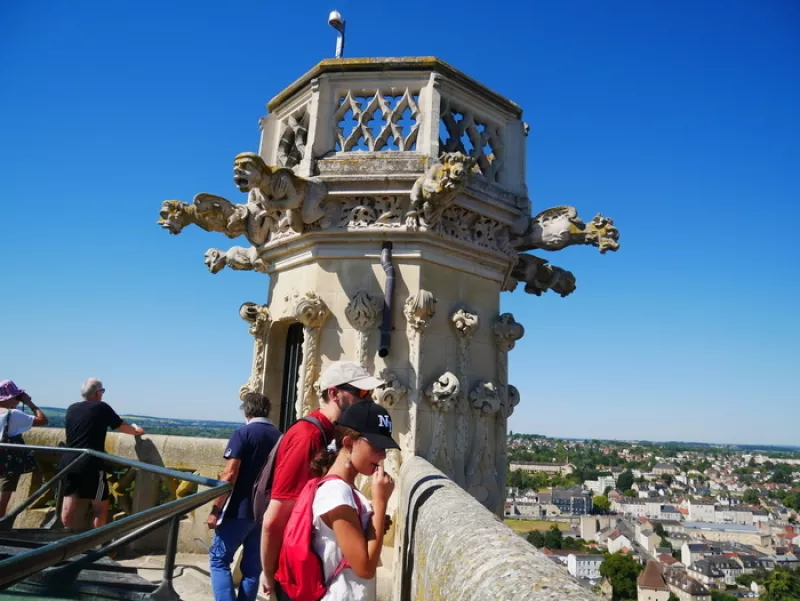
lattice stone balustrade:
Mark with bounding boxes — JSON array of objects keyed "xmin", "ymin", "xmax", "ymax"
[{"xmin": 259, "ymin": 57, "xmax": 528, "ymax": 198}]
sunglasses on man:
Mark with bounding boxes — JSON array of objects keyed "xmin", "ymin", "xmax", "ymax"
[{"xmin": 337, "ymin": 384, "xmax": 372, "ymax": 399}]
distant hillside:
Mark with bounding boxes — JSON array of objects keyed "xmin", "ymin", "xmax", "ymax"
[{"xmin": 37, "ymin": 406, "xmax": 239, "ymax": 439}]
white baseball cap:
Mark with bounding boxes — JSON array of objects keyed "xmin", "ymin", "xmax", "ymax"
[{"xmin": 318, "ymin": 361, "xmax": 383, "ymax": 392}]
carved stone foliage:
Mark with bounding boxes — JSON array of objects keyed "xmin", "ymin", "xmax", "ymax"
[
  {"xmin": 505, "ymin": 385, "xmax": 520, "ymax": 418},
  {"xmin": 439, "ymin": 97, "xmax": 505, "ymax": 184},
  {"xmin": 425, "ymin": 371, "xmax": 460, "ymax": 412},
  {"xmin": 403, "ymin": 290, "xmax": 437, "ymax": 333},
  {"xmin": 439, "ymin": 207, "xmax": 513, "ymax": 255},
  {"xmin": 451, "ymin": 308, "xmax": 479, "ymax": 344},
  {"xmin": 345, "ymin": 291, "xmax": 382, "ymax": 366},
  {"xmin": 290, "ymin": 291, "xmax": 330, "ymax": 328},
  {"xmin": 469, "ymin": 381, "xmax": 501, "ymax": 415},
  {"xmin": 511, "ymin": 206, "xmax": 620, "ymax": 254},
  {"xmin": 333, "ymin": 89, "xmax": 421, "ymax": 152},
  {"xmin": 276, "ymin": 107, "xmax": 309, "ymax": 169},
  {"xmin": 406, "ymin": 152, "xmax": 475, "ymax": 231},
  {"xmin": 374, "ymin": 369, "xmax": 408, "ymax": 409},
  {"xmin": 493, "ymin": 313, "xmax": 525, "ymax": 353},
  {"xmin": 505, "ymin": 254, "xmax": 576, "ymax": 298},
  {"xmin": 321, "ymin": 196, "xmax": 405, "ymax": 230}
]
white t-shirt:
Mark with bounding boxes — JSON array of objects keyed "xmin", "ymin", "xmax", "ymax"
[
  {"xmin": 311, "ymin": 479, "xmax": 375, "ymax": 601},
  {"xmin": 0, "ymin": 409, "xmax": 35, "ymax": 439}
]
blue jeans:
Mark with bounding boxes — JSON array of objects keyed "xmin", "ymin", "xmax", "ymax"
[{"xmin": 209, "ymin": 518, "xmax": 262, "ymax": 601}]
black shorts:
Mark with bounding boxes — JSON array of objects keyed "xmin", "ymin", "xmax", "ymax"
[{"xmin": 63, "ymin": 469, "xmax": 109, "ymax": 501}]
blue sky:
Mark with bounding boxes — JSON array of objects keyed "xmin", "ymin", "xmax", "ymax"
[{"xmin": 1, "ymin": 1, "xmax": 797, "ymax": 445}]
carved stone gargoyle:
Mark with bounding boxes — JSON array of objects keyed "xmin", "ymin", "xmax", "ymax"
[
  {"xmin": 158, "ymin": 152, "xmax": 327, "ymax": 248},
  {"xmin": 405, "ymin": 152, "xmax": 475, "ymax": 231},
  {"xmin": 504, "ymin": 254, "xmax": 576, "ymax": 297},
  {"xmin": 511, "ymin": 206, "xmax": 619, "ymax": 254}
]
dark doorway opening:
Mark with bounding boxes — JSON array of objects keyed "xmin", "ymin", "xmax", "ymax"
[{"xmin": 279, "ymin": 322, "xmax": 304, "ymax": 432}]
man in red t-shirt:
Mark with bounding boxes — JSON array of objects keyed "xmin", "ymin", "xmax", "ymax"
[{"xmin": 260, "ymin": 360, "xmax": 382, "ymax": 598}]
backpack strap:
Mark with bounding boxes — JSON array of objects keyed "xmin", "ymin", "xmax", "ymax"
[
  {"xmin": 1, "ymin": 411, "xmax": 10, "ymax": 444},
  {"xmin": 298, "ymin": 415, "xmax": 329, "ymax": 446},
  {"xmin": 317, "ymin": 474, "xmax": 366, "ymax": 586}
]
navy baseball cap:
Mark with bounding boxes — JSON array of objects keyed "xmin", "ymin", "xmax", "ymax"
[{"xmin": 336, "ymin": 400, "xmax": 400, "ymax": 450}]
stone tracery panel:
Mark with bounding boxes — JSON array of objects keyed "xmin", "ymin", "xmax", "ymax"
[
  {"xmin": 276, "ymin": 105, "xmax": 310, "ymax": 169},
  {"xmin": 439, "ymin": 97, "xmax": 505, "ymax": 184},
  {"xmin": 333, "ymin": 89, "xmax": 421, "ymax": 152}
]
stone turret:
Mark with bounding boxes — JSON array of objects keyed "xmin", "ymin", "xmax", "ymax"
[{"xmin": 157, "ymin": 57, "xmax": 619, "ymax": 515}]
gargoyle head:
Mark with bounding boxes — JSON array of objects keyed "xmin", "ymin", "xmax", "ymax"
[
  {"xmin": 233, "ymin": 152, "xmax": 270, "ymax": 193},
  {"xmin": 204, "ymin": 248, "xmax": 226, "ymax": 274},
  {"xmin": 439, "ymin": 152, "xmax": 475, "ymax": 191},
  {"xmin": 158, "ymin": 200, "xmax": 193, "ymax": 235},
  {"xmin": 587, "ymin": 214, "xmax": 620, "ymax": 254}
]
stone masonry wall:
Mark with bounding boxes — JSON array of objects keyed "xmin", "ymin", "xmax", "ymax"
[{"xmin": 391, "ymin": 456, "xmax": 600, "ymax": 601}]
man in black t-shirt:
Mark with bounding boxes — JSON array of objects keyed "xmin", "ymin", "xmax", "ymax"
[{"xmin": 61, "ymin": 378, "xmax": 145, "ymax": 529}]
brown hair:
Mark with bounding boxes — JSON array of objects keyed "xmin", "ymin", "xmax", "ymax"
[{"xmin": 309, "ymin": 425, "xmax": 362, "ymax": 476}]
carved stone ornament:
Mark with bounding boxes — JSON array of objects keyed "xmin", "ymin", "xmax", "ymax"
[
  {"xmin": 425, "ymin": 371, "xmax": 460, "ymax": 412},
  {"xmin": 239, "ymin": 302, "xmax": 271, "ymax": 337},
  {"xmin": 158, "ymin": 152, "xmax": 329, "ymax": 273},
  {"xmin": 345, "ymin": 291, "xmax": 382, "ymax": 331},
  {"xmin": 506, "ymin": 385, "xmax": 521, "ymax": 418},
  {"xmin": 403, "ymin": 290, "xmax": 437, "ymax": 333},
  {"xmin": 505, "ymin": 254, "xmax": 576, "ymax": 298},
  {"xmin": 405, "ymin": 152, "xmax": 475, "ymax": 231},
  {"xmin": 511, "ymin": 206, "xmax": 620, "ymax": 254},
  {"xmin": 469, "ymin": 381, "xmax": 501, "ymax": 415},
  {"xmin": 451, "ymin": 308, "xmax": 479, "ymax": 343},
  {"xmin": 204, "ymin": 246, "xmax": 268, "ymax": 275},
  {"xmin": 493, "ymin": 313, "xmax": 525, "ymax": 352},
  {"xmin": 373, "ymin": 369, "xmax": 408, "ymax": 409},
  {"xmin": 290, "ymin": 291, "xmax": 330, "ymax": 328}
]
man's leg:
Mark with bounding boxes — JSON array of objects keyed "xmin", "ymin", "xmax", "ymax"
[
  {"xmin": 237, "ymin": 521, "xmax": 262, "ymax": 601},
  {"xmin": 209, "ymin": 519, "xmax": 248, "ymax": 601},
  {"xmin": 61, "ymin": 494, "xmax": 80, "ymax": 528},
  {"xmin": 0, "ymin": 474, "xmax": 21, "ymax": 518},
  {"xmin": 92, "ymin": 499, "xmax": 110, "ymax": 528}
]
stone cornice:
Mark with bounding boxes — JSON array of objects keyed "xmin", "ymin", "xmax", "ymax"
[{"xmin": 268, "ymin": 57, "xmax": 522, "ymax": 118}]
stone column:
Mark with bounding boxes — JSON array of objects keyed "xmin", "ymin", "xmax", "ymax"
[
  {"xmin": 290, "ymin": 292, "xmax": 330, "ymax": 417},
  {"xmin": 344, "ymin": 291, "xmax": 382, "ymax": 369},
  {"xmin": 402, "ymin": 290, "xmax": 437, "ymax": 462},
  {"xmin": 238, "ymin": 302, "xmax": 272, "ymax": 399},
  {"xmin": 450, "ymin": 308, "xmax": 478, "ymax": 486},
  {"xmin": 493, "ymin": 313, "xmax": 524, "ymax": 511},
  {"xmin": 466, "ymin": 381, "xmax": 501, "ymax": 511}
]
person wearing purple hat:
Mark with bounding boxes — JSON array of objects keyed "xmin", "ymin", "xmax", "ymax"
[
  {"xmin": 0, "ymin": 380, "xmax": 49, "ymax": 518},
  {"xmin": 305, "ymin": 400, "xmax": 398, "ymax": 601}
]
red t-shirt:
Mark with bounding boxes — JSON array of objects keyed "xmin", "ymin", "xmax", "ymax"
[{"xmin": 270, "ymin": 409, "xmax": 334, "ymax": 501}]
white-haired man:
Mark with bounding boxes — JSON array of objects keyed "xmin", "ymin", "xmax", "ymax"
[{"xmin": 60, "ymin": 378, "xmax": 145, "ymax": 529}]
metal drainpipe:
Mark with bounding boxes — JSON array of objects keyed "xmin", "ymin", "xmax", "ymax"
[{"xmin": 378, "ymin": 241, "xmax": 395, "ymax": 358}]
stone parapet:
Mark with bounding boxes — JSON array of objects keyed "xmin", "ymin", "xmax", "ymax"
[
  {"xmin": 391, "ymin": 456, "xmax": 600, "ymax": 601},
  {"xmin": 10, "ymin": 428, "xmax": 227, "ymax": 554}
]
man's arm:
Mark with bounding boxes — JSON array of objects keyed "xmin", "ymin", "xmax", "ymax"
[
  {"xmin": 207, "ymin": 458, "xmax": 241, "ymax": 529},
  {"xmin": 260, "ymin": 498, "xmax": 296, "ymax": 594},
  {"xmin": 116, "ymin": 421, "xmax": 145, "ymax": 436}
]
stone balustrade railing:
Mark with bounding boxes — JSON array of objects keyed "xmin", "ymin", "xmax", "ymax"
[
  {"xmin": 9, "ymin": 428, "xmax": 227, "ymax": 554},
  {"xmin": 391, "ymin": 456, "xmax": 600, "ymax": 601}
]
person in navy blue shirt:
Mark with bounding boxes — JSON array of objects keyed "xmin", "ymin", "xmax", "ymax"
[{"xmin": 207, "ymin": 392, "xmax": 280, "ymax": 601}]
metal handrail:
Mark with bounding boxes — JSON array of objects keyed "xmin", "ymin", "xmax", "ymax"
[{"xmin": 0, "ymin": 443, "xmax": 231, "ymax": 591}]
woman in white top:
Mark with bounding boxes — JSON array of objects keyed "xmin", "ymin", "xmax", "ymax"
[
  {"xmin": 310, "ymin": 400, "xmax": 398, "ymax": 601},
  {"xmin": 0, "ymin": 380, "xmax": 49, "ymax": 517}
]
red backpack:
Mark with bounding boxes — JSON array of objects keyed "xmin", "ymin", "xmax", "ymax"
[{"xmin": 275, "ymin": 474, "xmax": 364, "ymax": 601}]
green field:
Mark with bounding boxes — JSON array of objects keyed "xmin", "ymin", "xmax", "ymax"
[{"xmin": 504, "ymin": 519, "xmax": 571, "ymax": 534}]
